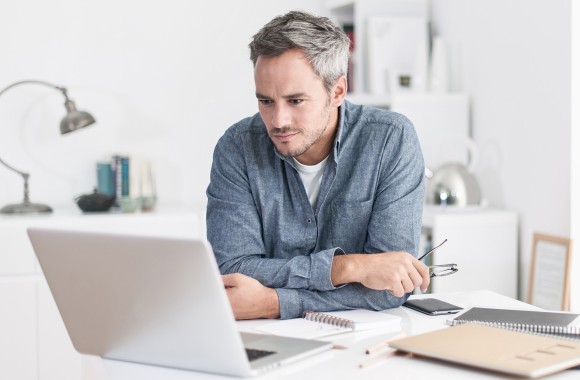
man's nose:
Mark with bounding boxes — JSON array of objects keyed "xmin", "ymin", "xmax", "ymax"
[{"xmin": 271, "ymin": 104, "xmax": 291, "ymax": 129}]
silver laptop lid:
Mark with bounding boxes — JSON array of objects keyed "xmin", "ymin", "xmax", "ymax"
[{"xmin": 28, "ymin": 227, "xmax": 252, "ymax": 376}]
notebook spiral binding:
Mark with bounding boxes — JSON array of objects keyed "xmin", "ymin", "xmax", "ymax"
[
  {"xmin": 448, "ymin": 320, "xmax": 580, "ymax": 339},
  {"xmin": 302, "ymin": 310, "xmax": 355, "ymax": 330}
]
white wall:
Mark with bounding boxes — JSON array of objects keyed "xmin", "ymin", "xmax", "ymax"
[
  {"xmin": 431, "ymin": 0, "xmax": 572, "ymax": 300},
  {"xmin": 0, "ymin": 0, "xmax": 320, "ymax": 210}
]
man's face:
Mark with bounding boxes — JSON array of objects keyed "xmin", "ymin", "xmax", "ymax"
[{"xmin": 254, "ymin": 49, "xmax": 342, "ymax": 165}]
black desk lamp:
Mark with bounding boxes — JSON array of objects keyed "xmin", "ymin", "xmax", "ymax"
[{"xmin": 0, "ymin": 80, "xmax": 96, "ymax": 214}]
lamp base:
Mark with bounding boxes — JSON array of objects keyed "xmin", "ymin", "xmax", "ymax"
[{"xmin": 1, "ymin": 201, "xmax": 53, "ymax": 214}]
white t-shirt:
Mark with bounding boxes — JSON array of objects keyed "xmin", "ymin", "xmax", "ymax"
[{"xmin": 292, "ymin": 156, "xmax": 329, "ymax": 209}]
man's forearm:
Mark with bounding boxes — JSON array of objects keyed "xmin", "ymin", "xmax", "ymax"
[
  {"xmin": 276, "ymin": 283, "xmax": 407, "ymax": 319},
  {"xmin": 223, "ymin": 273, "xmax": 281, "ymax": 319},
  {"xmin": 264, "ymin": 288, "xmax": 281, "ymax": 319},
  {"xmin": 330, "ymin": 253, "xmax": 362, "ymax": 285},
  {"xmin": 330, "ymin": 252, "xmax": 430, "ymax": 296},
  {"xmin": 217, "ymin": 247, "xmax": 340, "ymax": 292}
]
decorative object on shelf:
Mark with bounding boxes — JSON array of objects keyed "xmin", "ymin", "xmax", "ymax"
[
  {"xmin": 118, "ymin": 196, "xmax": 140, "ymax": 213},
  {"xmin": 411, "ymin": 38, "xmax": 429, "ymax": 92},
  {"xmin": 529, "ymin": 233, "xmax": 573, "ymax": 311},
  {"xmin": 137, "ymin": 159, "xmax": 157, "ymax": 212},
  {"xmin": 425, "ymin": 137, "xmax": 481, "ymax": 207},
  {"xmin": 0, "ymin": 79, "xmax": 96, "ymax": 214},
  {"xmin": 75, "ymin": 189, "xmax": 115, "ymax": 213},
  {"xmin": 429, "ymin": 36, "xmax": 449, "ymax": 93}
]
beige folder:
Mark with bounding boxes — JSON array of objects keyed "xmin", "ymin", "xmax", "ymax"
[{"xmin": 389, "ymin": 323, "xmax": 580, "ymax": 378}]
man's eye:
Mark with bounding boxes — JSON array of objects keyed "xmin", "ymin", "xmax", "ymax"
[
  {"xmin": 289, "ymin": 99, "xmax": 303, "ymax": 105},
  {"xmin": 258, "ymin": 99, "xmax": 273, "ymax": 106}
]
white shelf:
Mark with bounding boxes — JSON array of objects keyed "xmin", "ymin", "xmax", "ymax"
[{"xmin": 345, "ymin": 92, "xmax": 391, "ymax": 108}]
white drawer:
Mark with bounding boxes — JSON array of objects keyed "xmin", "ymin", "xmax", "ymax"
[{"xmin": 0, "ymin": 225, "xmax": 37, "ymax": 275}]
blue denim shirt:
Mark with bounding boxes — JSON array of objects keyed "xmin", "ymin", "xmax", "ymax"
[{"xmin": 206, "ymin": 100, "xmax": 424, "ymax": 319}]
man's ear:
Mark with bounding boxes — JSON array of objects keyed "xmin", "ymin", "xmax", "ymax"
[{"xmin": 330, "ymin": 75, "xmax": 347, "ymax": 107}]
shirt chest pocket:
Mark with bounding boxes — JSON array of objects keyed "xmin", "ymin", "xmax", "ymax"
[{"xmin": 330, "ymin": 199, "xmax": 373, "ymax": 253}]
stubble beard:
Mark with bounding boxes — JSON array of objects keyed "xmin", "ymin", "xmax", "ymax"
[{"xmin": 273, "ymin": 103, "xmax": 333, "ymax": 159}]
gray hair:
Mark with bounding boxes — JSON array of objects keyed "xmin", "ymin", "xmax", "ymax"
[{"xmin": 249, "ymin": 10, "xmax": 351, "ymax": 93}]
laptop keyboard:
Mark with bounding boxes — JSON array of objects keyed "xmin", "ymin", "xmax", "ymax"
[{"xmin": 245, "ymin": 348, "xmax": 276, "ymax": 362}]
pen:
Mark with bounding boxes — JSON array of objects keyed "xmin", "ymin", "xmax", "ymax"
[
  {"xmin": 364, "ymin": 332, "xmax": 406, "ymax": 355},
  {"xmin": 418, "ymin": 238, "xmax": 447, "ymax": 261},
  {"xmin": 358, "ymin": 351, "xmax": 412, "ymax": 369},
  {"xmin": 359, "ymin": 351, "xmax": 397, "ymax": 369},
  {"xmin": 365, "ymin": 340, "xmax": 390, "ymax": 355}
]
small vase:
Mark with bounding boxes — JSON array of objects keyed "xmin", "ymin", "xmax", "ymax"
[
  {"xmin": 412, "ymin": 39, "xmax": 429, "ymax": 92},
  {"xmin": 429, "ymin": 36, "xmax": 449, "ymax": 93}
]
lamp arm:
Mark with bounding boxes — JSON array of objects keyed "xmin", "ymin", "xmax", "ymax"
[
  {"xmin": 0, "ymin": 79, "xmax": 69, "ymax": 100},
  {"xmin": 0, "ymin": 156, "xmax": 28, "ymax": 177},
  {"xmin": 0, "ymin": 79, "xmax": 70, "ymax": 177}
]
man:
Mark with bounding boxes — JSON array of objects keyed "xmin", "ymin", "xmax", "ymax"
[{"xmin": 206, "ymin": 10, "xmax": 429, "ymax": 320}]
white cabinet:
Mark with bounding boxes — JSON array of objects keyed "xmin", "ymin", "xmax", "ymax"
[
  {"xmin": 0, "ymin": 220, "xmax": 41, "ymax": 380},
  {"xmin": 422, "ymin": 206, "xmax": 518, "ymax": 298},
  {"xmin": 38, "ymin": 279, "xmax": 83, "ymax": 380},
  {"xmin": 0, "ymin": 280, "xmax": 37, "ymax": 380},
  {"xmin": 0, "ymin": 207, "xmax": 202, "ymax": 380}
]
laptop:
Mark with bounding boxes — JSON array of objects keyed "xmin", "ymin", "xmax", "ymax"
[{"xmin": 27, "ymin": 227, "xmax": 332, "ymax": 377}]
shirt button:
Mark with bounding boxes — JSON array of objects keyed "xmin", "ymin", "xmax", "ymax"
[{"xmin": 307, "ymin": 219, "xmax": 312, "ymax": 223}]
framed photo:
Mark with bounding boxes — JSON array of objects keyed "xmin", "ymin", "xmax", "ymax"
[{"xmin": 528, "ymin": 233, "xmax": 573, "ymax": 311}]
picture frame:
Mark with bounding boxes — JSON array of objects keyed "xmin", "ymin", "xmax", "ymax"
[{"xmin": 528, "ymin": 233, "xmax": 573, "ymax": 311}]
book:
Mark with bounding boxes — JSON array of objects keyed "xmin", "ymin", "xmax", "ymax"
[
  {"xmin": 447, "ymin": 307, "xmax": 580, "ymax": 337},
  {"xmin": 96, "ymin": 162, "xmax": 114, "ymax": 196},
  {"xmin": 389, "ymin": 323, "xmax": 580, "ymax": 378},
  {"xmin": 111, "ymin": 155, "xmax": 130, "ymax": 204},
  {"xmin": 342, "ymin": 23, "xmax": 355, "ymax": 93},
  {"xmin": 256, "ymin": 309, "xmax": 401, "ymax": 339}
]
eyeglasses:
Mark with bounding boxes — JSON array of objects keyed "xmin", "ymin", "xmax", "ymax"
[
  {"xmin": 419, "ymin": 239, "xmax": 459, "ymax": 278},
  {"xmin": 429, "ymin": 263, "xmax": 458, "ymax": 277}
]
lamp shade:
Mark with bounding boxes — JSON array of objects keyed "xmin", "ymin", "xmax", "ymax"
[{"xmin": 60, "ymin": 99, "xmax": 96, "ymax": 134}]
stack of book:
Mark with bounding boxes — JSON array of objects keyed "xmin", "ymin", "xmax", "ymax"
[
  {"xmin": 97, "ymin": 155, "xmax": 129, "ymax": 202},
  {"xmin": 96, "ymin": 155, "xmax": 156, "ymax": 211}
]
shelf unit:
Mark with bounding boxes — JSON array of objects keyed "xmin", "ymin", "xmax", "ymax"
[{"xmin": 326, "ymin": 0, "xmax": 430, "ymax": 103}]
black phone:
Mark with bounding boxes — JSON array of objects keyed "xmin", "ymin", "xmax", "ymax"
[{"xmin": 402, "ymin": 298, "xmax": 463, "ymax": 316}]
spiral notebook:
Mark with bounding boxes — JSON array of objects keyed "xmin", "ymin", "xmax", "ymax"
[
  {"xmin": 257, "ymin": 309, "xmax": 401, "ymax": 339},
  {"xmin": 447, "ymin": 307, "xmax": 580, "ymax": 338}
]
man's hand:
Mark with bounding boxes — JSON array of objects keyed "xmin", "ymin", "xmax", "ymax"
[
  {"xmin": 331, "ymin": 252, "xmax": 430, "ymax": 297},
  {"xmin": 222, "ymin": 273, "xmax": 281, "ymax": 320}
]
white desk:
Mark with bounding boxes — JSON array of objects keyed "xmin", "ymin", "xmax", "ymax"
[{"xmin": 82, "ymin": 290, "xmax": 580, "ymax": 380}]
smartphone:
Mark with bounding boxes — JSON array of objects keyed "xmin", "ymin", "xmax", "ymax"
[{"xmin": 402, "ymin": 298, "xmax": 463, "ymax": 316}]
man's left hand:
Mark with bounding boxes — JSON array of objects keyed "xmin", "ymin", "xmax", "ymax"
[{"xmin": 222, "ymin": 273, "xmax": 281, "ymax": 320}]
